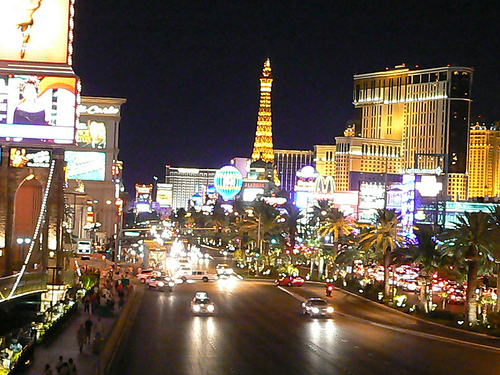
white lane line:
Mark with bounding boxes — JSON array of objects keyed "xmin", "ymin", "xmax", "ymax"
[{"xmin": 277, "ymin": 286, "xmax": 500, "ymax": 352}]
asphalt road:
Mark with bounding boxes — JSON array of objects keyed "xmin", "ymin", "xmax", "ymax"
[{"xmin": 112, "ymin": 268, "xmax": 500, "ymax": 375}]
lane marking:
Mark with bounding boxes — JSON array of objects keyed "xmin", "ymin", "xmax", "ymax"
[{"xmin": 277, "ymin": 285, "xmax": 500, "ymax": 352}]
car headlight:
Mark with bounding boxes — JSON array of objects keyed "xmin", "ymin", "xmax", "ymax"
[
  {"xmin": 312, "ymin": 307, "xmax": 320, "ymax": 314},
  {"xmin": 226, "ymin": 268, "xmax": 233, "ymax": 274},
  {"xmin": 168, "ymin": 282, "xmax": 175, "ymax": 287},
  {"xmin": 158, "ymin": 281, "xmax": 165, "ymax": 287},
  {"xmin": 327, "ymin": 306, "xmax": 334, "ymax": 314},
  {"xmin": 207, "ymin": 304, "xmax": 215, "ymax": 312},
  {"xmin": 193, "ymin": 304, "xmax": 201, "ymax": 312}
]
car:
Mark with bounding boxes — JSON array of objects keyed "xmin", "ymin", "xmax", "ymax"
[
  {"xmin": 216, "ymin": 263, "xmax": 233, "ymax": 277},
  {"xmin": 190, "ymin": 292, "xmax": 215, "ymax": 315},
  {"xmin": 147, "ymin": 276, "xmax": 175, "ymax": 292},
  {"xmin": 275, "ymin": 274, "xmax": 305, "ymax": 287},
  {"xmin": 302, "ymin": 298, "xmax": 335, "ymax": 317},
  {"xmin": 136, "ymin": 269, "xmax": 162, "ymax": 283},
  {"xmin": 180, "ymin": 270, "xmax": 217, "ymax": 283}
]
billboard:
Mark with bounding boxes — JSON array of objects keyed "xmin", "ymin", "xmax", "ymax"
[
  {"xmin": 9, "ymin": 147, "xmax": 51, "ymax": 168},
  {"xmin": 0, "ymin": 74, "xmax": 77, "ymax": 142},
  {"xmin": 156, "ymin": 183, "xmax": 173, "ymax": 208},
  {"xmin": 0, "ymin": 0, "xmax": 72, "ymax": 64},
  {"xmin": 214, "ymin": 165, "xmax": 243, "ymax": 201},
  {"xmin": 76, "ymin": 120, "xmax": 107, "ymax": 149},
  {"xmin": 64, "ymin": 151, "xmax": 106, "ymax": 181}
]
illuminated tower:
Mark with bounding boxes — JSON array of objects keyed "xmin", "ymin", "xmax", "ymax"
[{"xmin": 251, "ymin": 58, "xmax": 274, "ymax": 163}]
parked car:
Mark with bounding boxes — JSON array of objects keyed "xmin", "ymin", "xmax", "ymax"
[
  {"xmin": 275, "ymin": 274, "xmax": 305, "ymax": 287},
  {"xmin": 190, "ymin": 291, "xmax": 215, "ymax": 315},
  {"xmin": 180, "ymin": 270, "xmax": 217, "ymax": 283},
  {"xmin": 302, "ymin": 298, "xmax": 334, "ymax": 317},
  {"xmin": 147, "ymin": 276, "xmax": 175, "ymax": 292}
]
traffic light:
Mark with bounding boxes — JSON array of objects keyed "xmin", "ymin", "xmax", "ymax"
[{"xmin": 271, "ymin": 237, "xmax": 278, "ymax": 245}]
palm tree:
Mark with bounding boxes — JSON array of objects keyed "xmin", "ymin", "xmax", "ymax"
[
  {"xmin": 438, "ymin": 211, "xmax": 494, "ymax": 325},
  {"xmin": 488, "ymin": 206, "xmax": 500, "ymax": 312},
  {"xmin": 410, "ymin": 225, "xmax": 444, "ymax": 313},
  {"xmin": 239, "ymin": 200, "xmax": 281, "ymax": 267},
  {"xmin": 317, "ymin": 208, "xmax": 354, "ymax": 256},
  {"xmin": 280, "ymin": 202, "xmax": 303, "ymax": 252},
  {"xmin": 357, "ymin": 209, "xmax": 406, "ymax": 300}
]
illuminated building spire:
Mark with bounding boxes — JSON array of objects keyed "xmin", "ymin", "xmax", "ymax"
[{"xmin": 251, "ymin": 58, "xmax": 274, "ymax": 163}]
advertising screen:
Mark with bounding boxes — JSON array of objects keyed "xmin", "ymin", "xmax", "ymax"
[
  {"xmin": 9, "ymin": 147, "xmax": 51, "ymax": 168},
  {"xmin": 76, "ymin": 120, "xmax": 107, "ymax": 149},
  {"xmin": 156, "ymin": 183, "xmax": 173, "ymax": 208},
  {"xmin": 0, "ymin": 74, "xmax": 77, "ymax": 143},
  {"xmin": 0, "ymin": 0, "xmax": 71, "ymax": 64},
  {"xmin": 64, "ymin": 151, "xmax": 106, "ymax": 181}
]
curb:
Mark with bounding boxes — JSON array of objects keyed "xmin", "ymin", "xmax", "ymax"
[{"xmin": 96, "ymin": 285, "xmax": 145, "ymax": 375}]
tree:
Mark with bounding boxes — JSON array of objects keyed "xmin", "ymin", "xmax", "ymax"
[
  {"xmin": 357, "ymin": 209, "xmax": 406, "ymax": 300},
  {"xmin": 488, "ymin": 206, "xmax": 500, "ymax": 312},
  {"xmin": 280, "ymin": 202, "xmax": 303, "ymax": 252},
  {"xmin": 438, "ymin": 211, "xmax": 494, "ymax": 325}
]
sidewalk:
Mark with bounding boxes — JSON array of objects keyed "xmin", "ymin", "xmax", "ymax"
[{"xmin": 24, "ymin": 284, "xmax": 143, "ymax": 375}]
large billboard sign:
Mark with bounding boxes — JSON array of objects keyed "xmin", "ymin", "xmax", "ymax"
[
  {"xmin": 76, "ymin": 120, "xmax": 107, "ymax": 149},
  {"xmin": 156, "ymin": 183, "xmax": 173, "ymax": 208},
  {"xmin": 0, "ymin": 74, "xmax": 77, "ymax": 143},
  {"xmin": 0, "ymin": 0, "xmax": 72, "ymax": 64},
  {"xmin": 64, "ymin": 151, "xmax": 106, "ymax": 181},
  {"xmin": 9, "ymin": 147, "xmax": 51, "ymax": 168}
]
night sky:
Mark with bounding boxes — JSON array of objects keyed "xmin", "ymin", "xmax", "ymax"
[{"xmin": 72, "ymin": 1, "xmax": 500, "ymax": 192}]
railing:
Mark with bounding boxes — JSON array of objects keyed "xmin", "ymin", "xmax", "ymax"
[{"xmin": 0, "ymin": 272, "xmax": 48, "ymax": 303}]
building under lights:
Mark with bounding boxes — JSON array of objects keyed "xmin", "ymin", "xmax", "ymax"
[
  {"xmin": 468, "ymin": 122, "xmax": 500, "ymax": 200},
  {"xmin": 274, "ymin": 149, "xmax": 314, "ymax": 195},
  {"xmin": 340, "ymin": 64, "xmax": 473, "ymax": 200},
  {"xmin": 164, "ymin": 166, "xmax": 218, "ymax": 211}
]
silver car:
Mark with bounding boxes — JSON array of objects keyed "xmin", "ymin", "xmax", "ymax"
[{"xmin": 302, "ymin": 298, "xmax": 334, "ymax": 317}]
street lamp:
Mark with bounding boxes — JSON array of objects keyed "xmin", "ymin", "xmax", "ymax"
[{"xmin": 16, "ymin": 237, "xmax": 32, "ymax": 270}]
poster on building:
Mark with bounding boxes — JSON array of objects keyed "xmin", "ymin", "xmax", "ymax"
[
  {"xmin": 76, "ymin": 120, "xmax": 107, "ymax": 149},
  {"xmin": 64, "ymin": 151, "xmax": 106, "ymax": 181},
  {"xmin": 0, "ymin": 0, "xmax": 72, "ymax": 64},
  {"xmin": 9, "ymin": 147, "xmax": 51, "ymax": 168}
]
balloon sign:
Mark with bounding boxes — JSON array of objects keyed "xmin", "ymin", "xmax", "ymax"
[{"xmin": 214, "ymin": 166, "xmax": 243, "ymax": 201}]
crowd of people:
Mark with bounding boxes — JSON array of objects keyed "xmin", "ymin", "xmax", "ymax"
[{"xmin": 43, "ymin": 356, "xmax": 77, "ymax": 375}]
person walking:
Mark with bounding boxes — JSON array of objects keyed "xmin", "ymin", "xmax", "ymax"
[
  {"xmin": 55, "ymin": 356, "xmax": 64, "ymax": 374},
  {"xmin": 43, "ymin": 364, "xmax": 53, "ymax": 375},
  {"xmin": 94, "ymin": 318, "xmax": 103, "ymax": 340},
  {"xmin": 68, "ymin": 358, "xmax": 77, "ymax": 374},
  {"xmin": 84, "ymin": 317, "xmax": 93, "ymax": 345},
  {"xmin": 76, "ymin": 323, "xmax": 86, "ymax": 352}
]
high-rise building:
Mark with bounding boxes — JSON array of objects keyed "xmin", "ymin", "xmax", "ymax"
[
  {"xmin": 349, "ymin": 65, "xmax": 473, "ymax": 199},
  {"xmin": 274, "ymin": 149, "xmax": 314, "ymax": 194},
  {"xmin": 251, "ymin": 58, "xmax": 274, "ymax": 163},
  {"xmin": 468, "ymin": 123, "xmax": 500, "ymax": 199},
  {"xmin": 164, "ymin": 166, "xmax": 218, "ymax": 211}
]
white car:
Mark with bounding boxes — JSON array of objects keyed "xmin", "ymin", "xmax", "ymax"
[
  {"xmin": 136, "ymin": 269, "xmax": 161, "ymax": 283},
  {"xmin": 302, "ymin": 298, "xmax": 334, "ymax": 317},
  {"xmin": 216, "ymin": 263, "xmax": 233, "ymax": 277},
  {"xmin": 147, "ymin": 276, "xmax": 175, "ymax": 292},
  {"xmin": 180, "ymin": 270, "xmax": 216, "ymax": 283},
  {"xmin": 190, "ymin": 292, "xmax": 215, "ymax": 315}
]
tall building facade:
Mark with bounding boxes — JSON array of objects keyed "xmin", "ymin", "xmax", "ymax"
[
  {"xmin": 314, "ymin": 144, "xmax": 336, "ymax": 178},
  {"xmin": 350, "ymin": 65, "xmax": 473, "ymax": 199},
  {"xmin": 468, "ymin": 123, "xmax": 500, "ymax": 199},
  {"xmin": 251, "ymin": 58, "xmax": 274, "ymax": 163},
  {"xmin": 164, "ymin": 166, "xmax": 218, "ymax": 211},
  {"xmin": 274, "ymin": 149, "xmax": 314, "ymax": 194}
]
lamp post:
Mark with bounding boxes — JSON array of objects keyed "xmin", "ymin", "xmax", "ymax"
[{"xmin": 16, "ymin": 237, "xmax": 31, "ymax": 270}]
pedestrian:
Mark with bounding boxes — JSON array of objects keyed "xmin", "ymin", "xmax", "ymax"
[
  {"xmin": 43, "ymin": 364, "xmax": 53, "ymax": 375},
  {"xmin": 55, "ymin": 356, "xmax": 64, "ymax": 374},
  {"xmin": 84, "ymin": 318, "xmax": 93, "ymax": 345},
  {"xmin": 68, "ymin": 358, "xmax": 77, "ymax": 374},
  {"xmin": 83, "ymin": 295, "xmax": 90, "ymax": 314},
  {"xmin": 94, "ymin": 318, "xmax": 103, "ymax": 340},
  {"xmin": 76, "ymin": 324, "xmax": 85, "ymax": 352},
  {"xmin": 60, "ymin": 362, "xmax": 69, "ymax": 375}
]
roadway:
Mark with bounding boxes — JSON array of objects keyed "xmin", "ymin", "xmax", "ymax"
[{"xmin": 111, "ymin": 258, "xmax": 500, "ymax": 375}]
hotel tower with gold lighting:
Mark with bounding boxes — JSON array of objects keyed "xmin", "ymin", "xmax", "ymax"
[
  {"xmin": 251, "ymin": 58, "xmax": 275, "ymax": 163},
  {"xmin": 335, "ymin": 65, "xmax": 473, "ymax": 200}
]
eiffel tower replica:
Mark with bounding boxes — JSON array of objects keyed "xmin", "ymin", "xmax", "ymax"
[{"xmin": 249, "ymin": 58, "xmax": 280, "ymax": 188}]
